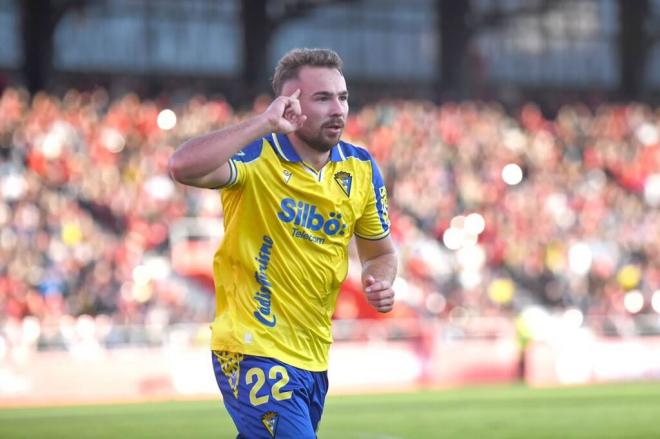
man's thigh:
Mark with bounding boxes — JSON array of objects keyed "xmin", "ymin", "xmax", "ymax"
[{"xmin": 211, "ymin": 351, "xmax": 327, "ymax": 439}]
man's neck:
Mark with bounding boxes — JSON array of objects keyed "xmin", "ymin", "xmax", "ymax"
[{"xmin": 288, "ymin": 133, "xmax": 332, "ymax": 171}]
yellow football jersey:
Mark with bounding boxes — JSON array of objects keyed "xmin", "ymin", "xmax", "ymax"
[{"xmin": 210, "ymin": 133, "xmax": 390, "ymax": 371}]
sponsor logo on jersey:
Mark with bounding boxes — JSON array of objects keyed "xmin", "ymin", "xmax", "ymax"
[
  {"xmin": 282, "ymin": 169, "xmax": 292, "ymax": 184},
  {"xmin": 379, "ymin": 186, "xmax": 390, "ymax": 223},
  {"xmin": 252, "ymin": 235, "xmax": 276, "ymax": 328},
  {"xmin": 277, "ymin": 198, "xmax": 347, "ymax": 244}
]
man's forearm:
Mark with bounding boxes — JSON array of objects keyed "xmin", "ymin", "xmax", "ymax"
[
  {"xmin": 169, "ymin": 113, "xmax": 272, "ymax": 183},
  {"xmin": 361, "ymin": 252, "xmax": 397, "ymax": 285},
  {"xmin": 361, "ymin": 251, "xmax": 397, "ymax": 313}
]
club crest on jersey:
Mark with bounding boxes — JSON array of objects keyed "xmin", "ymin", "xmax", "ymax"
[
  {"xmin": 261, "ymin": 411, "xmax": 279, "ymax": 437},
  {"xmin": 282, "ymin": 169, "xmax": 292, "ymax": 184},
  {"xmin": 334, "ymin": 171, "xmax": 352, "ymax": 197}
]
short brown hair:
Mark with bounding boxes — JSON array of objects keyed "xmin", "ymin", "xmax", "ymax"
[{"xmin": 272, "ymin": 48, "xmax": 344, "ymax": 95}]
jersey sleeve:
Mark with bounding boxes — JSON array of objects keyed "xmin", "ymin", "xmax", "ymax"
[
  {"xmin": 217, "ymin": 138, "xmax": 265, "ymax": 189},
  {"xmin": 354, "ymin": 158, "xmax": 391, "ymax": 240}
]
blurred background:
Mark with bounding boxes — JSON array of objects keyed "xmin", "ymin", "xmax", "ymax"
[{"xmin": 1, "ymin": 0, "xmax": 660, "ymax": 405}]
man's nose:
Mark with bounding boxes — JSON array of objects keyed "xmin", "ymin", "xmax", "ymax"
[{"xmin": 329, "ymin": 97, "xmax": 344, "ymax": 116}]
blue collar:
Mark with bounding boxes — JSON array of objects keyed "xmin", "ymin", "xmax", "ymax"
[{"xmin": 270, "ymin": 133, "xmax": 345, "ymax": 163}]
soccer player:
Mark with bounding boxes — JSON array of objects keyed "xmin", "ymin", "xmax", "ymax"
[{"xmin": 169, "ymin": 48, "xmax": 397, "ymax": 438}]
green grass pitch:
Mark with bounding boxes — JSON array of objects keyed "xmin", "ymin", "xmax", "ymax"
[{"xmin": 2, "ymin": 382, "xmax": 660, "ymax": 438}]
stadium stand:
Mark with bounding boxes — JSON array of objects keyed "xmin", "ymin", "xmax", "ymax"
[{"xmin": 1, "ymin": 87, "xmax": 660, "ymax": 352}]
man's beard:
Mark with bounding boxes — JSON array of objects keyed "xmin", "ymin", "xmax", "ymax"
[
  {"xmin": 296, "ymin": 129, "xmax": 339, "ymax": 152},
  {"xmin": 296, "ymin": 123, "xmax": 343, "ymax": 152}
]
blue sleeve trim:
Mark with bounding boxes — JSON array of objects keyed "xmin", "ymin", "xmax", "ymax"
[
  {"xmin": 232, "ymin": 138, "xmax": 264, "ymax": 163},
  {"xmin": 354, "ymin": 230, "xmax": 391, "ymax": 241},
  {"xmin": 370, "ymin": 158, "xmax": 390, "ymax": 234}
]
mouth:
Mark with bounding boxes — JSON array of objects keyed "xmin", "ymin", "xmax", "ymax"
[{"xmin": 323, "ymin": 121, "xmax": 344, "ymax": 136}]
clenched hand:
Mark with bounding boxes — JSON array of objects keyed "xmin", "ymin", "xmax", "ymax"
[{"xmin": 263, "ymin": 89, "xmax": 307, "ymax": 134}]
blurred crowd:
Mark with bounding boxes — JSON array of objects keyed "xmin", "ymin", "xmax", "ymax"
[
  {"xmin": 0, "ymin": 88, "xmax": 229, "ymax": 334},
  {"xmin": 1, "ymin": 87, "xmax": 660, "ymax": 346}
]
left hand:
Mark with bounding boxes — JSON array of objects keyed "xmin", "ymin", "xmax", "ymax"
[{"xmin": 363, "ymin": 275, "xmax": 395, "ymax": 313}]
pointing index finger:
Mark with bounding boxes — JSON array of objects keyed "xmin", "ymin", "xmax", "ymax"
[{"xmin": 289, "ymin": 88, "xmax": 301, "ymax": 99}]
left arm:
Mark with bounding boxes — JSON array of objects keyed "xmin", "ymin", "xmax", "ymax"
[{"xmin": 356, "ymin": 235, "xmax": 398, "ymax": 313}]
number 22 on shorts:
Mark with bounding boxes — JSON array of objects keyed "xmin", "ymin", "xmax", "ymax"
[{"xmin": 245, "ymin": 365, "xmax": 293, "ymax": 406}]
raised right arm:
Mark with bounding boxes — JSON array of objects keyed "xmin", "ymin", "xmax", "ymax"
[{"xmin": 168, "ymin": 89, "xmax": 306, "ymax": 189}]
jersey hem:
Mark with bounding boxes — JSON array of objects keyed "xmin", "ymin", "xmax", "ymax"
[{"xmin": 210, "ymin": 343, "xmax": 329, "ymax": 372}]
